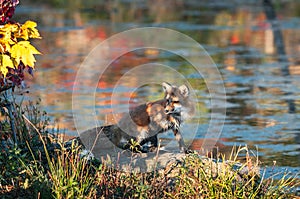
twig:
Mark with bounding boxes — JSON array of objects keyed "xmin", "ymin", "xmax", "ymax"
[
  {"xmin": 22, "ymin": 114, "xmax": 41, "ymax": 137},
  {"xmin": 0, "ymin": 85, "xmax": 13, "ymax": 93},
  {"xmin": 7, "ymin": 102, "xmax": 17, "ymax": 146}
]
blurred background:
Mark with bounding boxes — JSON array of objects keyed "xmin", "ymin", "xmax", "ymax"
[{"xmin": 14, "ymin": 0, "xmax": 300, "ymax": 177}]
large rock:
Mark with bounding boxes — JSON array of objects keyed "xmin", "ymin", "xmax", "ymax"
[{"xmin": 77, "ymin": 128, "xmax": 259, "ymax": 178}]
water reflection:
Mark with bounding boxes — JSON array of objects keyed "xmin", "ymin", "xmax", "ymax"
[{"xmin": 15, "ymin": 1, "xmax": 300, "ymax": 172}]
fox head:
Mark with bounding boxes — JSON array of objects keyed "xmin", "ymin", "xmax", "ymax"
[{"xmin": 162, "ymin": 82, "xmax": 190, "ymax": 115}]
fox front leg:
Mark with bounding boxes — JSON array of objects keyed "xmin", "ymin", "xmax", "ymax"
[
  {"xmin": 134, "ymin": 132, "xmax": 152, "ymax": 153},
  {"xmin": 139, "ymin": 135, "xmax": 158, "ymax": 152},
  {"xmin": 172, "ymin": 129, "xmax": 189, "ymax": 153}
]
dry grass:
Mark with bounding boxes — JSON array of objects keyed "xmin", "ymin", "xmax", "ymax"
[{"xmin": 0, "ymin": 100, "xmax": 299, "ymax": 198}]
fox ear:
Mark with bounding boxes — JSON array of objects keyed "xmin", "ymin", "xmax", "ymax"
[
  {"xmin": 179, "ymin": 84, "xmax": 189, "ymax": 97},
  {"xmin": 162, "ymin": 82, "xmax": 172, "ymax": 94}
]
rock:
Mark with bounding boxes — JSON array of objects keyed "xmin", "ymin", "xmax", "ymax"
[{"xmin": 68, "ymin": 130, "xmax": 260, "ymax": 180}]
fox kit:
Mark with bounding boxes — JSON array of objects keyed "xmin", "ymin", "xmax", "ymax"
[{"xmin": 81, "ymin": 82, "xmax": 194, "ymax": 153}]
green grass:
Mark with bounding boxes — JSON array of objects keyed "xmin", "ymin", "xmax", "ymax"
[{"xmin": 0, "ymin": 99, "xmax": 299, "ymax": 198}]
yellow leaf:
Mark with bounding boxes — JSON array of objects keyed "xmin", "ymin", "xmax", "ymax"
[
  {"xmin": 2, "ymin": 54, "xmax": 14, "ymax": 69},
  {"xmin": 0, "ymin": 22, "xmax": 41, "ymax": 77},
  {"xmin": 19, "ymin": 41, "xmax": 41, "ymax": 55},
  {"xmin": 0, "ymin": 30, "xmax": 12, "ymax": 52},
  {"xmin": 11, "ymin": 43, "xmax": 22, "ymax": 66},
  {"xmin": 19, "ymin": 29, "xmax": 29, "ymax": 40},
  {"xmin": 0, "ymin": 24, "xmax": 17, "ymax": 45},
  {"xmin": 0, "ymin": 65, "xmax": 8, "ymax": 77},
  {"xmin": 22, "ymin": 20, "xmax": 41, "ymax": 39},
  {"xmin": 23, "ymin": 21, "xmax": 37, "ymax": 29},
  {"xmin": 11, "ymin": 41, "xmax": 41, "ymax": 68},
  {"xmin": 0, "ymin": 54, "xmax": 14, "ymax": 77},
  {"xmin": 9, "ymin": 24, "xmax": 19, "ymax": 32},
  {"xmin": 23, "ymin": 50, "xmax": 36, "ymax": 67}
]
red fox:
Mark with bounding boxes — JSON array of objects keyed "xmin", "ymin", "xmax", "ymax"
[{"xmin": 80, "ymin": 82, "xmax": 194, "ymax": 153}]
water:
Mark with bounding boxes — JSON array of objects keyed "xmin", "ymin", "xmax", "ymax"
[{"xmin": 14, "ymin": 0, "xmax": 300, "ymax": 176}]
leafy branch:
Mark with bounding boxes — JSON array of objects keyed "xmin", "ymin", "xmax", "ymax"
[{"xmin": 0, "ymin": 0, "xmax": 41, "ymax": 92}]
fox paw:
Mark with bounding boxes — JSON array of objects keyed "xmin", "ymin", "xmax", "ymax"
[
  {"xmin": 148, "ymin": 146, "xmax": 158, "ymax": 152},
  {"xmin": 140, "ymin": 145, "xmax": 157, "ymax": 153},
  {"xmin": 181, "ymin": 147, "xmax": 193, "ymax": 154},
  {"xmin": 185, "ymin": 149, "xmax": 194, "ymax": 154}
]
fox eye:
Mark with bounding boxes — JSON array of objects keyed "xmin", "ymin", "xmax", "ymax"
[
  {"xmin": 173, "ymin": 100, "xmax": 180, "ymax": 104},
  {"xmin": 166, "ymin": 98, "xmax": 171, "ymax": 105}
]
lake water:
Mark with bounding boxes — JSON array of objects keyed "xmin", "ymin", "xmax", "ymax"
[{"xmin": 15, "ymin": 0, "xmax": 300, "ymax": 177}]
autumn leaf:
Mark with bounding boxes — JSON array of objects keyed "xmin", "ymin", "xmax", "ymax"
[
  {"xmin": 0, "ymin": 26, "xmax": 13, "ymax": 52},
  {"xmin": 0, "ymin": 2, "xmax": 41, "ymax": 87},
  {"xmin": 0, "ymin": 65, "xmax": 8, "ymax": 77},
  {"xmin": 2, "ymin": 54, "xmax": 14, "ymax": 68},
  {"xmin": 20, "ymin": 20, "xmax": 41, "ymax": 39},
  {"xmin": 10, "ymin": 42, "xmax": 22, "ymax": 65},
  {"xmin": 11, "ymin": 41, "xmax": 41, "ymax": 67},
  {"xmin": 0, "ymin": 54, "xmax": 15, "ymax": 77},
  {"xmin": 1, "ymin": 24, "xmax": 18, "ymax": 44}
]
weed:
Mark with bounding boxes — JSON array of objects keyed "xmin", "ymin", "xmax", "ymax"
[{"xmin": 0, "ymin": 98, "xmax": 299, "ymax": 198}]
